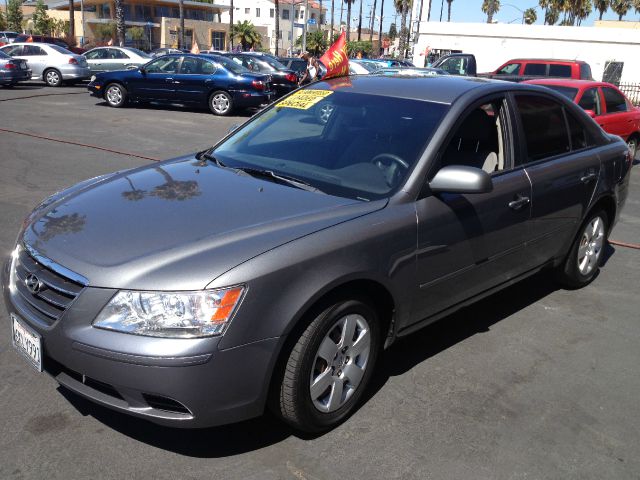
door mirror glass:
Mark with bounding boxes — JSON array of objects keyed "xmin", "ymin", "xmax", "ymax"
[{"xmin": 429, "ymin": 165, "xmax": 493, "ymax": 194}]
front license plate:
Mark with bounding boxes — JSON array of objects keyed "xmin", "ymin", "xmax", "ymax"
[{"xmin": 11, "ymin": 314, "xmax": 42, "ymax": 372}]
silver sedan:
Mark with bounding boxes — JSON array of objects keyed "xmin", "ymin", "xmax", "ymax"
[
  {"xmin": 83, "ymin": 46, "xmax": 151, "ymax": 74},
  {"xmin": 0, "ymin": 42, "xmax": 90, "ymax": 87}
]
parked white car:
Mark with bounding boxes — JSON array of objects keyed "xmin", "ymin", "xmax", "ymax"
[
  {"xmin": 83, "ymin": 46, "xmax": 151, "ymax": 74},
  {"xmin": 0, "ymin": 42, "xmax": 90, "ymax": 87}
]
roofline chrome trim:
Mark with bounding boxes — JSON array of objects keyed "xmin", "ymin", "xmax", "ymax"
[{"xmin": 21, "ymin": 242, "xmax": 89, "ymax": 287}]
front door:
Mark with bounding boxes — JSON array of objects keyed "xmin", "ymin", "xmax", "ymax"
[
  {"xmin": 172, "ymin": 56, "xmax": 216, "ymax": 104},
  {"xmin": 412, "ymin": 97, "xmax": 533, "ymax": 323},
  {"xmin": 128, "ymin": 55, "xmax": 181, "ymax": 101}
]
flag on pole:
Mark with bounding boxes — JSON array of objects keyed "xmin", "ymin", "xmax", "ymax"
[
  {"xmin": 318, "ymin": 31, "xmax": 349, "ymax": 80},
  {"xmin": 107, "ymin": 38, "xmax": 113, "ymax": 46},
  {"xmin": 191, "ymin": 39, "xmax": 200, "ymax": 54},
  {"xmin": 26, "ymin": 36, "xmax": 33, "ymax": 42}
]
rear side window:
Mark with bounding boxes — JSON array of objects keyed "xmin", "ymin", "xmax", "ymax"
[
  {"xmin": 515, "ymin": 95, "xmax": 570, "ymax": 163},
  {"xmin": 524, "ymin": 63, "xmax": 546, "ymax": 76},
  {"xmin": 23, "ymin": 45, "xmax": 47, "ymax": 56},
  {"xmin": 602, "ymin": 87, "xmax": 628, "ymax": 113},
  {"xmin": 564, "ymin": 109, "xmax": 595, "ymax": 150},
  {"xmin": 578, "ymin": 88, "xmax": 601, "ymax": 115},
  {"xmin": 549, "ymin": 64, "xmax": 572, "ymax": 78},
  {"xmin": 580, "ymin": 63, "xmax": 592, "ymax": 80}
]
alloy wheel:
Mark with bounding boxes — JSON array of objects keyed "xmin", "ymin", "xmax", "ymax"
[
  {"xmin": 309, "ymin": 313, "xmax": 371, "ymax": 413},
  {"xmin": 577, "ymin": 215, "xmax": 605, "ymax": 276},
  {"xmin": 106, "ymin": 85, "xmax": 123, "ymax": 106},
  {"xmin": 211, "ymin": 93, "xmax": 230, "ymax": 114},
  {"xmin": 45, "ymin": 70, "xmax": 60, "ymax": 87}
]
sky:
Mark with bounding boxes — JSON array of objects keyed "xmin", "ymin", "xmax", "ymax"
[{"xmin": 330, "ymin": 0, "xmax": 640, "ymax": 34}]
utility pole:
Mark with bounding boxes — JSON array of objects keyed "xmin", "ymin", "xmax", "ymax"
[
  {"xmin": 377, "ymin": 0, "xmax": 384, "ymax": 55},
  {"xmin": 302, "ymin": 0, "xmax": 308, "ymax": 52}
]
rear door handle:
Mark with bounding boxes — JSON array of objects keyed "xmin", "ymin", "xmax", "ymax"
[
  {"xmin": 508, "ymin": 195, "xmax": 530, "ymax": 210},
  {"xmin": 165, "ymin": 77, "xmax": 173, "ymax": 82},
  {"xmin": 580, "ymin": 173, "xmax": 597, "ymax": 183}
]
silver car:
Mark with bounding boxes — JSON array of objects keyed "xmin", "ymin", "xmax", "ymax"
[
  {"xmin": 0, "ymin": 42, "xmax": 90, "ymax": 87},
  {"xmin": 83, "ymin": 46, "xmax": 151, "ymax": 74}
]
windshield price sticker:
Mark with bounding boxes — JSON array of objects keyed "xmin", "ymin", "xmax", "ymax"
[{"xmin": 277, "ymin": 90, "xmax": 333, "ymax": 110}]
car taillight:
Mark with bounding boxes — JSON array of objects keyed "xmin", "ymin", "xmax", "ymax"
[
  {"xmin": 285, "ymin": 73, "xmax": 297, "ymax": 83},
  {"xmin": 68, "ymin": 57, "xmax": 78, "ymax": 65},
  {"xmin": 3, "ymin": 62, "xmax": 16, "ymax": 69},
  {"xmin": 252, "ymin": 80, "xmax": 265, "ymax": 91}
]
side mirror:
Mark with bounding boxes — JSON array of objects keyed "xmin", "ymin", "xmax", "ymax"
[
  {"xmin": 138, "ymin": 66, "xmax": 146, "ymax": 74},
  {"xmin": 584, "ymin": 109, "xmax": 597, "ymax": 118},
  {"xmin": 429, "ymin": 165, "xmax": 493, "ymax": 194}
]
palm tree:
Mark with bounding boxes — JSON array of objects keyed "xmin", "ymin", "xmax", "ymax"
[
  {"xmin": 345, "ymin": 0, "xmax": 356, "ymax": 41},
  {"xmin": 115, "ymin": 0, "xmax": 125, "ymax": 46},
  {"xmin": 538, "ymin": 0, "xmax": 550, "ymax": 23},
  {"xmin": 369, "ymin": 0, "xmax": 377, "ymax": 42},
  {"xmin": 274, "ymin": 0, "xmax": 278, "ymax": 57},
  {"xmin": 446, "ymin": 0, "xmax": 453, "ymax": 21},
  {"xmin": 229, "ymin": 0, "xmax": 234, "ymax": 50},
  {"xmin": 231, "ymin": 20, "xmax": 262, "ymax": 50},
  {"xmin": 357, "ymin": 0, "xmax": 363, "ymax": 40},
  {"xmin": 151, "ymin": 168, "xmax": 201, "ymax": 201},
  {"xmin": 300, "ymin": 29, "xmax": 327, "ymax": 54},
  {"xmin": 179, "ymin": 0, "xmax": 185, "ymax": 48},
  {"xmin": 481, "ymin": 0, "xmax": 500, "ymax": 22},
  {"xmin": 397, "ymin": 0, "xmax": 409, "ymax": 59},
  {"xmin": 610, "ymin": 0, "xmax": 631, "ymax": 19},
  {"xmin": 594, "ymin": 0, "xmax": 609, "ymax": 19},
  {"xmin": 68, "ymin": 0, "xmax": 75, "ymax": 43},
  {"xmin": 378, "ymin": 0, "xmax": 385, "ymax": 54},
  {"xmin": 427, "ymin": 0, "xmax": 432, "ymax": 19},
  {"xmin": 523, "ymin": 6, "xmax": 537, "ymax": 23},
  {"xmin": 330, "ymin": 0, "xmax": 335, "ymax": 41}
]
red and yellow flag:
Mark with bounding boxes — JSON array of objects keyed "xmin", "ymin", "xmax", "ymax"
[
  {"xmin": 26, "ymin": 36, "xmax": 33, "ymax": 42},
  {"xmin": 191, "ymin": 39, "xmax": 200, "ymax": 54},
  {"xmin": 319, "ymin": 31, "xmax": 348, "ymax": 80}
]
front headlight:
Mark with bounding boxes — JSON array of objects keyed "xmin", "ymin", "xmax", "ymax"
[{"xmin": 93, "ymin": 286, "xmax": 245, "ymax": 338}]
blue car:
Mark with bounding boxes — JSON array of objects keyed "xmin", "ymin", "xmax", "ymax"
[
  {"xmin": 0, "ymin": 49, "xmax": 31, "ymax": 87},
  {"xmin": 88, "ymin": 53, "xmax": 274, "ymax": 116}
]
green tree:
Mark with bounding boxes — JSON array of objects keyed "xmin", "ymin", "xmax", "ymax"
[
  {"xmin": 388, "ymin": 22, "xmax": 397, "ymax": 39},
  {"xmin": 524, "ymin": 7, "xmax": 538, "ymax": 23},
  {"xmin": 0, "ymin": 10, "xmax": 6, "ymax": 31},
  {"xmin": 482, "ymin": 0, "xmax": 500, "ymax": 22},
  {"xmin": 128, "ymin": 26, "xmax": 145, "ymax": 48},
  {"xmin": 610, "ymin": 0, "xmax": 631, "ymax": 19},
  {"xmin": 346, "ymin": 40, "xmax": 372, "ymax": 56},
  {"xmin": 296, "ymin": 30, "xmax": 327, "ymax": 55},
  {"xmin": 7, "ymin": 0, "xmax": 23, "ymax": 32},
  {"xmin": 633, "ymin": 0, "xmax": 640, "ymax": 13},
  {"xmin": 32, "ymin": 0, "xmax": 51, "ymax": 35},
  {"xmin": 231, "ymin": 20, "xmax": 262, "ymax": 50},
  {"xmin": 394, "ymin": 0, "xmax": 409, "ymax": 59},
  {"xmin": 594, "ymin": 0, "xmax": 609, "ymax": 19},
  {"xmin": 94, "ymin": 22, "xmax": 116, "ymax": 41}
]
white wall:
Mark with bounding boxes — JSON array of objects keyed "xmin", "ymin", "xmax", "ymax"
[{"xmin": 413, "ymin": 22, "xmax": 640, "ymax": 83}]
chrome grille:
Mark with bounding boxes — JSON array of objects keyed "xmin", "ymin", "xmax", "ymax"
[{"xmin": 13, "ymin": 247, "xmax": 85, "ymax": 325}]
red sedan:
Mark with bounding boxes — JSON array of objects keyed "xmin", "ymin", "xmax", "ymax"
[{"xmin": 524, "ymin": 79, "xmax": 640, "ymax": 159}]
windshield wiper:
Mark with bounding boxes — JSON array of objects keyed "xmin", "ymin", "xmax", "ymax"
[{"xmin": 235, "ymin": 167, "xmax": 326, "ymax": 194}]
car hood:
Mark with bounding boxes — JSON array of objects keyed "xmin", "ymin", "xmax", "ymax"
[{"xmin": 21, "ymin": 156, "xmax": 386, "ymax": 290}]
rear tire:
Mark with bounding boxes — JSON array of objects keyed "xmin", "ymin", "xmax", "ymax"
[
  {"xmin": 104, "ymin": 83, "xmax": 127, "ymax": 108},
  {"xmin": 556, "ymin": 209, "xmax": 608, "ymax": 289},
  {"xmin": 43, "ymin": 69, "xmax": 62, "ymax": 87},
  {"xmin": 209, "ymin": 90, "xmax": 233, "ymax": 116},
  {"xmin": 275, "ymin": 297, "xmax": 381, "ymax": 432}
]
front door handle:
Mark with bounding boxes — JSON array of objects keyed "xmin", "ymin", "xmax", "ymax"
[
  {"xmin": 580, "ymin": 172, "xmax": 597, "ymax": 183},
  {"xmin": 165, "ymin": 77, "xmax": 173, "ymax": 82},
  {"xmin": 508, "ymin": 195, "xmax": 530, "ymax": 210}
]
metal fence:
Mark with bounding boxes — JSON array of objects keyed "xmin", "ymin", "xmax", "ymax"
[{"xmin": 618, "ymin": 83, "xmax": 640, "ymax": 106}]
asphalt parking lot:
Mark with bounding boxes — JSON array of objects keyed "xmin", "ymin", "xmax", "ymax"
[{"xmin": 1, "ymin": 82, "xmax": 639, "ymax": 480}]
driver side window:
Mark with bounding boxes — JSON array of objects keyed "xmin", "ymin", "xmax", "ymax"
[
  {"xmin": 146, "ymin": 56, "xmax": 181, "ymax": 73},
  {"xmin": 440, "ymin": 100, "xmax": 508, "ymax": 174}
]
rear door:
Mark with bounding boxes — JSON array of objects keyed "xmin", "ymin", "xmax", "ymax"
[
  {"xmin": 597, "ymin": 86, "xmax": 635, "ymax": 141},
  {"xmin": 513, "ymin": 94, "xmax": 600, "ymax": 266},
  {"xmin": 172, "ymin": 56, "xmax": 216, "ymax": 104},
  {"xmin": 21, "ymin": 45, "xmax": 48, "ymax": 78}
]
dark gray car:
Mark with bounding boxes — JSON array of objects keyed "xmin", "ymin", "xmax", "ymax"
[{"xmin": 3, "ymin": 76, "xmax": 631, "ymax": 433}]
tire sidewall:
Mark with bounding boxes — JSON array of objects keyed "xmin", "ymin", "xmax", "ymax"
[
  {"xmin": 562, "ymin": 209, "xmax": 608, "ymax": 287},
  {"xmin": 44, "ymin": 69, "xmax": 61, "ymax": 87},
  {"xmin": 209, "ymin": 91, "xmax": 232, "ymax": 116},
  {"xmin": 292, "ymin": 298, "xmax": 381, "ymax": 431}
]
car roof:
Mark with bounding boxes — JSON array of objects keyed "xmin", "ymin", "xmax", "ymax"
[
  {"xmin": 503, "ymin": 58, "xmax": 587, "ymax": 64},
  {"xmin": 310, "ymin": 74, "xmax": 534, "ymax": 105},
  {"xmin": 524, "ymin": 78, "xmax": 611, "ymax": 88}
]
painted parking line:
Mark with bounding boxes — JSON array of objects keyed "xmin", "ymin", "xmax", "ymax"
[
  {"xmin": 0, "ymin": 91, "xmax": 87, "ymax": 102},
  {"xmin": 0, "ymin": 127, "xmax": 160, "ymax": 162}
]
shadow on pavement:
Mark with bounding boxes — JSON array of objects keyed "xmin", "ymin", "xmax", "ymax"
[
  {"xmin": 58, "ymin": 267, "xmax": 595, "ymax": 457},
  {"xmin": 94, "ymin": 100, "xmax": 259, "ymax": 118}
]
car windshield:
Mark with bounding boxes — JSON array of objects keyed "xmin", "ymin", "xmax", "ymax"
[
  {"xmin": 125, "ymin": 47, "xmax": 151, "ymax": 58},
  {"xmin": 212, "ymin": 55, "xmax": 250, "ymax": 74},
  {"xmin": 540, "ymin": 85, "xmax": 579, "ymax": 100},
  {"xmin": 261, "ymin": 56, "xmax": 287, "ymax": 70},
  {"xmin": 49, "ymin": 44, "xmax": 73, "ymax": 54},
  {"xmin": 212, "ymin": 87, "xmax": 448, "ymax": 200}
]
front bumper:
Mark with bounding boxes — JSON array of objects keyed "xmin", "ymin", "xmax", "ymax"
[{"xmin": 2, "ymin": 254, "xmax": 280, "ymax": 428}]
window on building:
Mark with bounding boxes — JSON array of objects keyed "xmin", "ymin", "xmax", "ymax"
[
  {"xmin": 210, "ymin": 30, "xmax": 225, "ymax": 50},
  {"xmin": 602, "ymin": 87, "xmax": 628, "ymax": 113},
  {"xmin": 288, "ymin": 32, "xmax": 292, "ymax": 40},
  {"xmin": 311, "ymin": 12, "xmax": 316, "ymax": 19},
  {"xmin": 300, "ymin": 9, "xmax": 304, "ymax": 16},
  {"xmin": 515, "ymin": 95, "xmax": 570, "ymax": 163},
  {"xmin": 256, "ymin": 8, "xmax": 260, "ymax": 16},
  {"xmin": 270, "ymin": 8, "xmax": 274, "ymax": 17},
  {"xmin": 295, "ymin": 9, "xmax": 299, "ymax": 19},
  {"xmin": 245, "ymin": 7, "xmax": 250, "ymax": 13},
  {"xmin": 279, "ymin": 30, "xmax": 283, "ymax": 39},
  {"xmin": 282, "ymin": 9, "xmax": 290, "ymax": 19}
]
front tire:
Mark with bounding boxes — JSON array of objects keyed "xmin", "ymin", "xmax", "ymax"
[
  {"xmin": 44, "ymin": 69, "xmax": 62, "ymax": 87},
  {"xmin": 628, "ymin": 135, "xmax": 638, "ymax": 161},
  {"xmin": 104, "ymin": 83, "xmax": 127, "ymax": 108},
  {"xmin": 275, "ymin": 298, "xmax": 381, "ymax": 432},
  {"xmin": 209, "ymin": 90, "xmax": 233, "ymax": 116},
  {"xmin": 556, "ymin": 209, "xmax": 608, "ymax": 288}
]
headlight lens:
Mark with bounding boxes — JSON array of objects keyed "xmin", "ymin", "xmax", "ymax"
[{"xmin": 93, "ymin": 286, "xmax": 244, "ymax": 338}]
